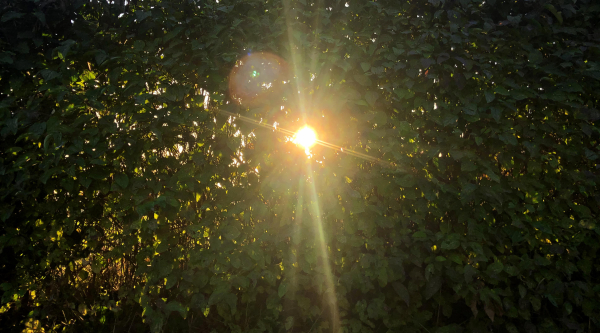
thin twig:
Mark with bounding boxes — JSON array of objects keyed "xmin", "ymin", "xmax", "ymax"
[
  {"xmin": 308, "ymin": 308, "xmax": 324, "ymax": 333},
  {"xmin": 126, "ymin": 310, "xmax": 135, "ymax": 333},
  {"xmin": 409, "ymin": 314, "xmax": 431, "ymax": 333}
]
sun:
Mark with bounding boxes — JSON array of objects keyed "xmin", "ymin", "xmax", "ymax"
[{"xmin": 293, "ymin": 126, "xmax": 317, "ymax": 149}]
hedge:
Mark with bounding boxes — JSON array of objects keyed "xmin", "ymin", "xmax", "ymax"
[{"xmin": 1, "ymin": 0, "xmax": 599, "ymax": 332}]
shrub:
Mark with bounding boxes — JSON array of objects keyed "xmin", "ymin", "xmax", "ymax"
[{"xmin": 1, "ymin": 0, "xmax": 599, "ymax": 332}]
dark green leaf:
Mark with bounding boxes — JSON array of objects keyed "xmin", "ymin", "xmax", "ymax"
[
  {"xmin": 392, "ymin": 282, "xmax": 410, "ymax": 306},
  {"xmin": 1, "ymin": 12, "xmax": 24, "ymax": 22},
  {"xmin": 115, "ymin": 174, "xmax": 129, "ymax": 188},
  {"xmin": 425, "ymin": 276, "xmax": 442, "ymax": 300}
]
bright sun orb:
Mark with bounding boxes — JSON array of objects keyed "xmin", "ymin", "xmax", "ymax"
[{"xmin": 293, "ymin": 126, "xmax": 317, "ymax": 149}]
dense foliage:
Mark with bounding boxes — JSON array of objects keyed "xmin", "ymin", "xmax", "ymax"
[{"xmin": 1, "ymin": 0, "xmax": 599, "ymax": 332}]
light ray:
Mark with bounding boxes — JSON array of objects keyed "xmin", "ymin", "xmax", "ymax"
[
  {"xmin": 216, "ymin": 109, "xmax": 397, "ymax": 168},
  {"xmin": 283, "ymin": 0, "xmax": 307, "ymax": 123},
  {"xmin": 286, "ymin": 177, "xmax": 305, "ymax": 315},
  {"xmin": 306, "ymin": 162, "xmax": 340, "ymax": 331},
  {"xmin": 215, "ymin": 108, "xmax": 348, "ymax": 329}
]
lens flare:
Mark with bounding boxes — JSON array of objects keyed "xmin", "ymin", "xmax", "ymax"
[
  {"xmin": 293, "ymin": 126, "xmax": 317, "ymax": 149},
  {"xmin": 228, "ymin": 52, "xmax": 288, "ymax": 106},
  {"xmin": 216, "ymin": 109, "xmax": 395, "ymax": 167}
]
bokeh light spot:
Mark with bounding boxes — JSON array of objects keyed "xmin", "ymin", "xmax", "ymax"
[{"xmin": 228, "ymin": 52, "xmax": 288, "ymax": 106}]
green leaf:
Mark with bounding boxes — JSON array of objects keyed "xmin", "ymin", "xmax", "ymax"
[
  {"xmin": 507, "ymin": 15, "xmax": 522, "ymax": 25},
  {"xmin": 490, "ymin": 107, "xmax": 502, "ymax": 121},
  {"xmin": 78, "ymin": 303, "xmax": 88, "ymax": 315},
  {"xmin": 421, "ymin": 58, "xmax": 435, "ymax": 68},
  {"xmin": 395, "ymin": 88, "xmax": 414, "ymax": 100},
  {"xmin": 55, "ymin": 39, "xmax": 76, "ymax": 58},
  {"xmin": 464, "ymin": 265, "xmax": 477, "ymax": 283},
  {"xmin": 115, "ymin": 174, "xmax": 129, "ymax": 188},
  {"xmin": 449, "ymin": 254, "xmax": 462, "ymax": 264},
  {"xmin": 34, "ymin": 11, "xmax": 46, "ymax": 25},
  {"xmin": 530, "ymin": 296, "xmax": 541, "ymax": 311},
  {"xmin": 437, "ymin": 52, "xmax": 450, "ymax": 64},
  {"xmin": 505, "ymin": 266, "xmax": 519, "ymax": 276},
  {"xmin": 354, "ymin": 74, "xmax": 372, "ymax": 86},
  {"xmin": 395, "ymin": 175, "xmax": 415, "ymax": 188},
  {"xmin": 43, "ymin": 134, "xmax": 53, "ymax": 152},
  {"xmin": 528, "ymin": 50, "xmax": 543, "ymax": 64},
  {"xmin": 425, "ymin": 276, "xmax": 442, "ymax": 300},
  {"xmin": 165, "ymin": 301, "xmax": 187, "ymax": 319},
  {"xmin": 278, "ymin": 281, "xmax": 289, "ymax": 298},
  {"xmin": 499, "ymin": 132, "xmax": 518, "ymax": 146},
  {"xmin": 506, "ymin": 324, "xmax": 519, "ymax": 333},
  {"xmin": 564, "ymin": 302, "xmax": 573, "ymax": 315},
  {"xmin": 285, "ymin": 316, "xmax": 294, "ymax": 330},
  {"xmin": 223, "ymin": 293, "xmax": 237, "ymax": 314},
  {"xmin": 484, "ymin": 301, "xmax": 495, "ymax": 322},
  {"xmin": 461, "ymin": 161, "xmax": 477, "ymax": 172},
  {"xmin": 163, "ymin": 26, "xmax": 185, "ymax": 43},
  {"xmin": 0, "ymin": 52, "xmax": 13, "ymax": 64},
  {"xmin": 573, "ymin": 204, "xmax": 591, "ymax": 218},
  {"xmin": 412, "ymin": 231, "xmax": 427, "ymax": 240},
  {"xmin": 133, "ymin": 40, "xmax": 145, "ymax": 51},
  {"xmin": 392, "ymin": 282, "xmax": 410, "ymax": 306},
  {"xmin": 40, "ymin": 70, "xmax": 60, "ymax": 81},
  {"xmin": 194, "ymin": 273, "xmax": 209, "ymax": 289},
  {"xmin": 365, "ymin": 91, "xmax": 378, "ymax": 106},
  {"xmin": 484, "ymin": 90, "xmax": 495, "ymax": 103},
  {"xmin": 108, "ymin": 67, "xmax": 121, "ymax": 83},
  {"xmin": 1, "ymin": 12, "xmax": 24, "ymax": 22},
  {"xmin": 165, "ymin": 275, "xmax": 178, "ymax": 289},
  {"xmin": 441, "ymin": 113, "xmax": 458, "ymax": 127},
  {"xmin": 208, "ymin": 288, "xmax": 228, "ymax": 306},
  {"xmin": 534, "ymin": 255, "xmax": 551, "ymax": 266},
  {"xmin": 441, "ymin": 237, "xmax": 460, "ymax": 250},
  {"xmin": 223, "ymin": 225, "xmax": 240, "ymax": 240},
  {"xmin": 487, "ymin": 262, "xmax": 504, "ymax": 275},
  {"xmin": 360, "ymin": 62, "xmax": 371, "ymax": 72},
  {"xmin": 519, "ymin": 285, "xmax": 527, "ymax": 299},
  {"xmin": 136, "ymin": 10, "xmax": 152, "ymax": 22},
  {"xmin": 544, "ymin": 4, "xmax": 563, "ymax": 25},
  {"xmin": 392, "ymin": 47, "xmax": 405, "ymax": 55},
  {"xmin": 494, "ymin": 86, "xmax": 509, "ymax": 95},
  {"xmin": 95, "ymin": 50, "xmax": 108, "ymax": 65}
]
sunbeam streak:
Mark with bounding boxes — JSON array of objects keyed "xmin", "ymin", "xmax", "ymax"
[
  {"xmin": 306, "ymin": 162, "xmax": 340, "ymax": 331},
  {"xmin": 283, "ymin": 0, "xmax": 307, "ymax": 124},
  {"xmin": 216, "ymin": 109, "xmax": 396, "ymax": 168}
]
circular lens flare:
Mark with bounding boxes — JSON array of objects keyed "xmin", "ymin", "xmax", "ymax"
[
  {"xmin": 293, "ymin": 126, "xmax": 317, "ymax": 149},
  {"xmin": 228, "ymin": 52, "xmax": 288, "ymax": 106}
]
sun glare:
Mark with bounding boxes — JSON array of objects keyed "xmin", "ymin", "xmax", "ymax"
[{"xmin": 293, "ymin": 126, "xmax": 317, "ymax": 149}]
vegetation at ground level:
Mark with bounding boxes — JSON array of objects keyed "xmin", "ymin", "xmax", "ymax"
[{"xmin": 1, "ymin": 0, "xmax": 599, "ymax": 332}]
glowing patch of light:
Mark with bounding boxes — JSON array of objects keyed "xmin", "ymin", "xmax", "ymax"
[{"xmin": 293, "ymin": 126, "xmax": 317, "ymax": 150}]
